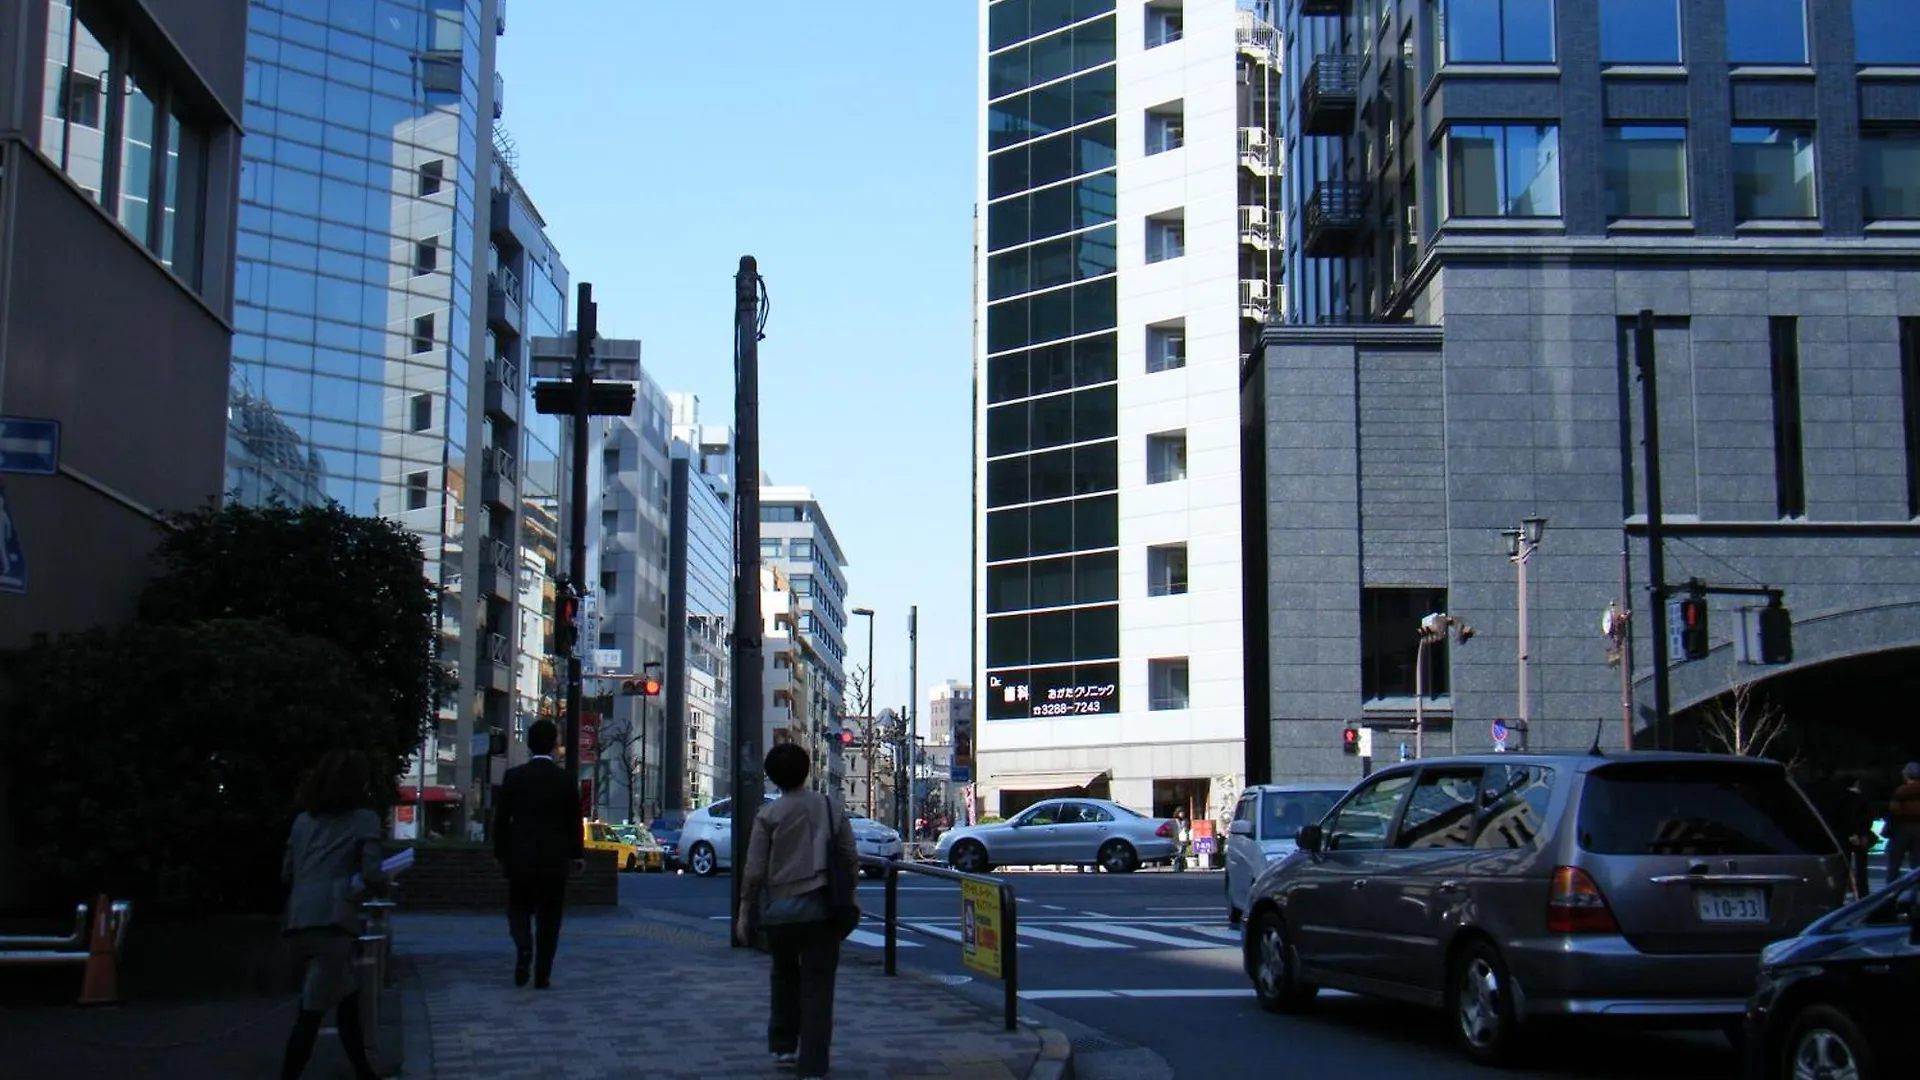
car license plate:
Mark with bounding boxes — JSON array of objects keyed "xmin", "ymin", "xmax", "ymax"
[{"xmin": 1695, "ymin": 886, "xmax": 1767, "ymax": 923}]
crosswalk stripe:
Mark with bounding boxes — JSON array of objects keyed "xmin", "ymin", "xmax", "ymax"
[
  {"xmin": 903, "ymin": 921, "xmax": 1032, "ymax": 948},
  {"xmin": 1013, "ymin": 925, "xmax": 1133, "ymax": 949},
  {"xmin": 1069, "ymin": 922, "xmax": 1231, "ymax": 949},
  {"xmin": 846, "ymin": 928, "xmax": 919, "ymax": 948},
  {"xmin": 1185, "ymin": 926, "xmax": 1244, "ymax": 942}
]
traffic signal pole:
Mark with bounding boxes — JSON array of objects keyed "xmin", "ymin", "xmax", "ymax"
[
  {"xmin": 565, "ymin": 284, "xmax": 598, "ymax": 801},
  {"xmin": 1633, "ymin": 309, "xmax": 1674, "ymax": 744},
  {"xmin": 730, "ymin": 258, "xmax": 767, "ymax": 946}
]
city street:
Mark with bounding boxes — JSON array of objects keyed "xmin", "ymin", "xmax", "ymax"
[{"xmin": 622, "ymin": 868, "xmax": 1744, "ymax": 1080}]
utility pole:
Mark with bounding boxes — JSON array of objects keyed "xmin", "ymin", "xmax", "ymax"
[
  {"xmin": 729, "ymin": 257, "xmax": 766, "ymax": 944},
  {"xmin": 564, "ymin": 284, "xmax": 596, "ymax": 800},
  {"xmin": 1633, "ymin": 309, "xmax": 1674, "ymax": 744},
  {"xmin": 904, "ymin": 605, "xmax": 918, "ymax": 838}
]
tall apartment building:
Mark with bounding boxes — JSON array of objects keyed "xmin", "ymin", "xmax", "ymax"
[
  {"xmin": 0, "ymin": 2, "xmax": 245, "ymax": 649},
  {"xmin": 759, "ymin": 485, "xmax": 851, "ymax": 727},
  {"xmin": 1246, "ymin": 0, "xmax": 1920, "ymax": 784},
  {"xmin": 227, "ymin": 0, "xmax": 573, "ymax": 832},
  {"xmin": 669, "ymin": 394, "xmax": 736, "ymax": 808},
  {"xmin": 974, "ymin": 0, "xmax": 1281, "ymax": 818}
]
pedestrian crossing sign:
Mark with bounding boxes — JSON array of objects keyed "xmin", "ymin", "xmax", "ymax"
[{"xmin": 960, "ymin": 879, "xmax": 1001, "ymax": 979}]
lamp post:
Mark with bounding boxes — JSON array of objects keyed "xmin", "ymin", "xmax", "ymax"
[
  {"xmin": 852, "ymin": 606, "xmax": 876, "ymax": 817},
  {"xmin": 1414, "ymin": 612, "xmax": 1475, "ymax": 758},
  {"xmin": 1501, "ymin": 517, "xmax": 1547, "ymax": 751}
]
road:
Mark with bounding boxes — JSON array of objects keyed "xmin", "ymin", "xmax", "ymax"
[{"xmin": 622, "ymin": 868, "xmax": 1744, "ymax": 1080}]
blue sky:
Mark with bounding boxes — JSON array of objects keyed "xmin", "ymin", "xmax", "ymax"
[{"xmin": 498, "ymin": 2, "xmax": 979, "ymax": 726}]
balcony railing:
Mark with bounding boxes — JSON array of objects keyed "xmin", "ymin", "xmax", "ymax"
[
  {"xmin": 1235, "ymin": 10, "xmax": 1278, "ymax": 60},
  {"xmin": 487, "ymin": 632, "xmax": 511, "ymax": 667},
  {"xmin": 1238, "ymin": 126, "xmax": 1274, "ymax": 176},
  {"xmin": 1303, "ymin": 182, "xmax": 1367, "ymax": 257},
  {"xmin": 1301, "ymin": 54, "xmax": 1360, "ymax": 136},
  {"xmin": 1238, "ymin": 205, "xmax": 1273, "ymax": 250}
]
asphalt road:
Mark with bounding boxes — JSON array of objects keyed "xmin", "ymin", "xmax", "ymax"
[{"xmin": 621, "ymin": 868, "xmax": 1745, "ymax": 1080}]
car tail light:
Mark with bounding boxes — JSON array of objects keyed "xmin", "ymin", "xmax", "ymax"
[
  {"xmin": 1156, "ymin": 821, "xmax": 1177, "ymax": 838},
  {"xmin": 1547, "ymin": 866, "xmax": 1619, "ymax": 934}
]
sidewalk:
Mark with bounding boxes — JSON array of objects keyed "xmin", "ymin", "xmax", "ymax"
[{"xmin": 397, "ymin": 907, "xmax": 1061, "ymax": 1080}]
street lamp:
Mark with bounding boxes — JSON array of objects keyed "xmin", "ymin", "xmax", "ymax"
[
  {"xmin": 1415, "ymin": 612, "xmax": 1475, "ymax": 759},
  {"xmin": 1501, "ymin": 516, "xmax": 1547, "ymax": 751},
  {"xmin": 852, "ymin": 607, "xmax": 876, "ymax": 817}
]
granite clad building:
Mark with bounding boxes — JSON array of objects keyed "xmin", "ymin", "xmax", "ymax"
[{"xmin": 1246, "ymin": 0, "xmax": 1920, "ymax": 784}]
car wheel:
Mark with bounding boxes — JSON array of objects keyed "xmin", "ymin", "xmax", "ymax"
[
  {"xmin": 1447, "ymin": 938, "xmax": 1520, "ymax": 1067},
  {"xmin": 688, "ymin": 842, "xmax": 718, "ymax": 877},
  {"xmin": 625, "ymin": 854, "xmax": 639, "ymax": 873},
  {"xmin": 1248, "ymin": 910, "xmax": 1316, "ymax": 1013},
  {"xmin": 1782, "ymin": 1003, "xmax": 1877, "ymax": 1080},
  {"xmin": 1098, "ymin": 839, "xmax": 1139, "ymax": 874},
  {"xmin": 950, "ymin": 840, "xmax": 989, "ymax": 874}
]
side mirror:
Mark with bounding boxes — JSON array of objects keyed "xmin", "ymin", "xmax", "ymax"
[
  {"xmin": 1295, "ymin": 824, "xmax": 1323, "ymax": 852},
  {"xmin": 1228, "ymin": 819, "xmax": 1254, "ymax": 838}
]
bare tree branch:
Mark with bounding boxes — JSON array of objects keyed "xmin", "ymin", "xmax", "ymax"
[{"xmin": 1699, "ymin": 670, "xmax": 1795, "ymax": 765}]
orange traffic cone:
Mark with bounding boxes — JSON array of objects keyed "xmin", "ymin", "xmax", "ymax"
[{"xmin": 76, "ymin": 894, "xmax": 120, "ymax": 1006}]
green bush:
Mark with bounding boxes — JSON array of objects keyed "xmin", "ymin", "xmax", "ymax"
[{"xmin": 0, "ymin": 620, "xmax": 384, "ymax": 911}]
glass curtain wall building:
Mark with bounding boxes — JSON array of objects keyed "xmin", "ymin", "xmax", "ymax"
[{"xmin": 229, "ymin": 0, "xmax": 525, "ymax": 832}]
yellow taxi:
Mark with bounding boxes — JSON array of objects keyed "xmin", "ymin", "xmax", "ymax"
[{"xmin": 583, "ymin": 820, "xmax": 665, "ymax": 872}]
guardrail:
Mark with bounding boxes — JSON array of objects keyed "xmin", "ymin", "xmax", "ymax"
[{"xmin": 860, "ymin": 856, "xmax": 1019, "ymax": 1031}]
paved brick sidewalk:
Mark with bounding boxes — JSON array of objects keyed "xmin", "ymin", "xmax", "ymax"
[{"xmin": 397, "ymin": 909, "xmax": 1043, "ymax": 1080}]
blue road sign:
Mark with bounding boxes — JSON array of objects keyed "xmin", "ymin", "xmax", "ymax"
[
  {"xmin": 950, "ymin": 765, "xmax": 973, "ymax": 783},
  {"xmin": 1491, "ymin": 720, "xmax": 1509, "ymax": 742},
  {"xmin": 0, "ymin": 478, "xmax": 25, "ymax": 595},
  {"xmin": 0, "ymin": 416, "xmax": 60, "ymax": 476}
]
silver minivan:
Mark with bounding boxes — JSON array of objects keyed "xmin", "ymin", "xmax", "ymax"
[
  {"xmin": 1240, "ymin": 751, "xmax": 1849, "ymax": 1066},
  {"xmin": 1225, "ymin": 783, "xmax": 1351, "ymax": 927}
]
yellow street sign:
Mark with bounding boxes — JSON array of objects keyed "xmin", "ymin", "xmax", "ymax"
[{"xmin": 959, "ymin": 879, "xmax": 1001, "ymax": 979}]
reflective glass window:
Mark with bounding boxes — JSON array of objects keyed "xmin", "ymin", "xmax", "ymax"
[
  {"xmin": 1599, "ymin": 0, "xmax": 1681, "ymax": 64},
  {"xmin": 1604, "ymin": 125, "xmax": 1689, "ymax": 218},
  {"xmin": 1863, "ymin": 130, "xmax": 1920, "ymax": 220},
  {"xmin": 1445, "ymin": 124, "xmax": 1561, "ymax": 218},
  {"xmin": 1728, "ymin": 0, "xmax": 1808, "ymax": 64},
  {"xmin": 1439, "ymin": 0, "xmax": 1556, "ymax": 63},
  {"xmin": 1856, "ymin": 1, "xmax": 1920, "ymax": 64},
  {"xmin": 1732, "ymin": 127, "xmax": 1817, "ymax": 220}
]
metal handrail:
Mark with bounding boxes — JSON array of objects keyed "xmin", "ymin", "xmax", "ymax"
[{"xmin": 859, "ymin": 856, "xmax": 1019, "ymax": 1032}]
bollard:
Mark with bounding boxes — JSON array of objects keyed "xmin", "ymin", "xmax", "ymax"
[
  {"xmin": 353, "ymin": 941, "xmax": 383, "ymax": 1066},
  {"xmin": 362, "ymin": 900, "xmax": 399, "ymax": 987}
]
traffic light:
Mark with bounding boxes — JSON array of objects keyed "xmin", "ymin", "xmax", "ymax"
[
  {"xmin": 488, "ymin": 728, "xmax": 508, "ymax": 757},
  {"xmin": 838, "ymin": 730, "xmax": 855, "ymax": 746},
  {"xmin": 1758, "ymin": 603, "xmax": 1793, "ymax": 664},
  {"xmin": 555, "ymin": 584, "xmax": 581, "ymax": 656},
  {"xmin": 1678, "ymin": 595, "xmax": 1710, "ymax": 660},
  {"xmin": 620, "ymin": 676, "xmax": 662, "ymax": 696},
  {"xmin": 1342, "ymin": 725, "xmax": 1360, "ymax": 756}
]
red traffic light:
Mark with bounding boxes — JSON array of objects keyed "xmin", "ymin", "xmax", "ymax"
[
  {"xmin": 641, "ymin": 677, "xmax": 661, "ymax": 696},
  {"xmin": 1342, "ymin": 726, "xmax": 1360, "ymax": 755},
  {"xmin": 837, "ymin": 731, "xmax": 855, "ymax": 746},
  {"xmin": 621, "ymin": 677, "xmax": 663, "ymax": 696}
]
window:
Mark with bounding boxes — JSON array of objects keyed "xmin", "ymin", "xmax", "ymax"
[
  {"xmin": 602, "ymin": 510, "xmax": 618, "ymax": 535},
  {"xmin": 1474, "ymin": 764, "xmax": 1557, "ymax": 850},
  {"xmin": 1438, "ymin": 0, "xmax": 1556, "ymax": 64},
  {"xmin": 1733, "ymin": 127, "xmax": 1816, "ymax": 220},
  {"xmin": 1261, "ymin": 790, "xmax": 1340, "ymax": 841},
  {"xmin": 791, "ymin": 576, "xmax": 814, "ymax": 597},
  {"xmin": 790, "ymin": 539, "xmax": 814, "ymax": 561},
  {"xmin": 1444, "ymin": 124, "xmax": 1561, "ymax": 218},
  {"xmin": 1575, "ymin": 762, "xmax": 1834, "ymax": 856},
  {"xmin": 1899, "ymin": 319, "xmax": 1920, "ymax": 516},
  {"xmin": 1395, "ymin": 769, "xmax": 1484, "ymax": 849},
  {"xmin": 1146, "ymin": 431, "xmax": 1187, "ymax": 483},
  {"xmin": 410, "ymin": 393, "xmax": 432, "ymax": 432},
  {"xmin": 1856, "ymin": 1, "xmax": 1920, "ymax": 64},
  {"xmin": 1323, "ymin": 774, "xmax": 1413, "ymax": 852},
  {"xmin": 411, "ymin": 314, "xmax": 435, "ymax": 354},
  {"xmin": 414, "ymin": 237, "xmax": 439, "ymax": 275},
  {"xmin": 406, "ymin": 471, "xmax": 429, "ymax": 511},
  {"xmin": 418, "ymin": 158, "xmax": 444, "ymax": 196},
  {"xmin": 1728, "ymin": 0, "xmax": 1808, "ymax": 64},
  {"xmin": 1604, "ymin": 126, "xmax": 1689, "ymax": 219},
  {"xmin": 1145, "ymin": 322, "xmax": 1185, "ymax": 373},
  {"xmin": 1146, "ymin": 3, "xmax": 1182, "ymax": 48},
  {"xmin": 1146, "ymin": 104, "xmax": 1184, "ymax": 155},
  {"xmin": 1147, "ymin": 657, "xmax": 1189, "ymax": 711},
  {"xmin": 1147, "ymin": 544, "xmax": 1188, "ymax": 596},
  {"xmin": 1599, "ymin": 0, "xmax": 1681, "ymax": 64},
  {"xmin": 116, "ymin": 64, "xmax": 159, "ymax": 242},
  {"xmin": 1862, "ymin": 131, "xmax": 1920, "ymax": 220},
  {"xmin": 600, "ymin": 570, "xmax": 618, "ymax": 596},
  {"xmin": 1145, "ymin": 212, "xmax": 1185, "ymax": 263},
  {"xmin": 1361, "ymin": 587, "xmax": 1449, "ymax": 699}
]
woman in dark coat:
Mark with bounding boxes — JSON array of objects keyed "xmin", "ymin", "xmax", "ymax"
[{"xmin": 280, "ymin": 749, "xmax": 388, "ymax": 1080}]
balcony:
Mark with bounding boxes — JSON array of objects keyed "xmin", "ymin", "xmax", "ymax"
[
  {"xmin": 479, "ymin": 537, "xmax": 515, "ymax": 602},
  {"xmin": 1240, "ymin": 278, "xmax": 1273, "ymax": 322},
  {"xmin": 486, "ymin": 267, "xmax": 522, "ymax": 331},
  {"xmin": 479, "ymin": 632, "xmax": 513, "ymax": 692},
  {"xmin": 492, "ymin": 72, "xmax": 504, "ymax": 120},
  {"xmin": 1238, "ymin": 126, "xmax": 1274, "ymax": 176},
  {"xmin": 1300, "ymin": 0, "xmax": 1347, "ymax": 15},
  {"xmin": 1235, "ymin": 10, "xmax": 1278, "ymax": 62},
  {"xmin": 1303, "ymin": 182, "xmax": 1367, "ymax": 257},
  {"xmin": 496, "ymin": 0, "xmax": 505, "ymax": 35},
  {"xmin": 1301, "ymin": 54, "xmax": 1359, "ymax": 136},
  {"xmin": 484, "ymin": 355, "xmax": 520, "ymax": 421},
  {"xmin": 1239, "ymin": 205, "xmax": 1273, "ymax": 251},
  {"xmin": 481, "ymin": 445, "xmax": 517, "ymax": 509}
]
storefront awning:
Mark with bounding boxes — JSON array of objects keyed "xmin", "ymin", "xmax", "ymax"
[
  {"xmin": 986, "ymin": 769, "xmax": 1110, "ymax": 793},
  {"xmin": 398, "ymin": 784, "xmax": 463, "ymax": 804}
]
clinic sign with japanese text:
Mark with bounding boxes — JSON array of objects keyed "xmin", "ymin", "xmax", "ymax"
[
  {"xmin": 985, "ymin": 663, "xmax": 1120, "ymax": 720},
  {"xmin": 960, "ymin": 879, "xmax": 1001, "ymax": 978}
]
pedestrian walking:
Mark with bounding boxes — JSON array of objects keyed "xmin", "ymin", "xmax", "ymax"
[
  {"xmin": 1172, "ymin": 807, "xmax": 1190, "ymax": 872},
  {"xmin": 1885, "ymin": 761, "xmax": 1920, "ymax": 887},
  {"xmin": 279, "ymin": 749, "xmax": 387, "ymax": 1080},
  {"xmin": 493, "ymin": 719, "xmax": 585, "ymax": 989},
  {"xmin": 1798, "ymin": 762, "xmax": 1875, "ymax": 897},
  {"xmin": 736, "ymin": 743, "xmax": 860, "ymax": 1080}
]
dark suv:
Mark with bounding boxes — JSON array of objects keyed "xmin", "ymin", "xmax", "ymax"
[{"xmin": 1241, "ymin": 752, "xmax": 1849, "ymax": 1065}]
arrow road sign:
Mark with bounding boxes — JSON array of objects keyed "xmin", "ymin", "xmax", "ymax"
[{"xmin": 0, "ymin": 416, "xmax": 60, "ymax": 476}]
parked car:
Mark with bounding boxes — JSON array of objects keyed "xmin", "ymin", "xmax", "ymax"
[
  {"xmin": 651, "ymin": 811, "xmax": 688, "ymax": 868},
  {"xmin": 679, "ymin": 794, "xmax": 776, "ymax": 876},
  {"xmin": 609, "ymin": 823, "xmax": 667, "ymax": 872},
  {"xmin": 583, "ymin": 820, "xmax": 659, "ymax": 873},
  {"xmin": 846, "ymin": 812, "xmax": 905, "ymax": 875},
  {"xmin": 1225, "ymin": 783, "xmax": 1351, "ymax": 926},
  {"xmin": 1742, "ymin": 866, "xmax": 1920, "ymax": 1080},
  {"xmin": 932, "ymin": 797, "xmax": 1180, "ymax": 874},
  {"xmin": 1240, "ymin": 752, "xmax": 1849, "ymax": 1066}
]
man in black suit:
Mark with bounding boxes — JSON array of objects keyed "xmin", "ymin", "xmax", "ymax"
[{"xmin": 493, "ymin": 719, "xmax": 584, "ymax": 988}]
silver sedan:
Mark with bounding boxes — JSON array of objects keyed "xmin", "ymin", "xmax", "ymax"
[{"xmin": 934, "ymin": 797, "xmax": 1180, "ymax": 874}]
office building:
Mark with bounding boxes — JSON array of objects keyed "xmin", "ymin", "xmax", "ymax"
[
  {"xmin": 926, "ymin": 681, "xmax": 973, "ymax": 815},
  {"xmin": 1246, "ymin": 0, "xmax": 1920, "ymax": 784},
  {"xmin": 759, "ymin": 485, "xmax": 851, "ymax": 728},
  {"xmin": 0, "ymin": 2, "xmax": 245, "ymax": 648},
  {"xmin": 974, "ymin": 0, "xmax": 1282, "ymax": 818},
  {"xmin": 668, "ymin": 394, "xmax": 735, "ymax": 807}
]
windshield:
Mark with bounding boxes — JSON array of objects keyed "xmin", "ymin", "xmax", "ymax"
[
  {"xmin": 1577, "ymin": 763, "xmax": 1835, "ymax": 856},
  {"xmin": 1262, "ymin": 790, "xmax": 1341, "ymax": 840}
]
